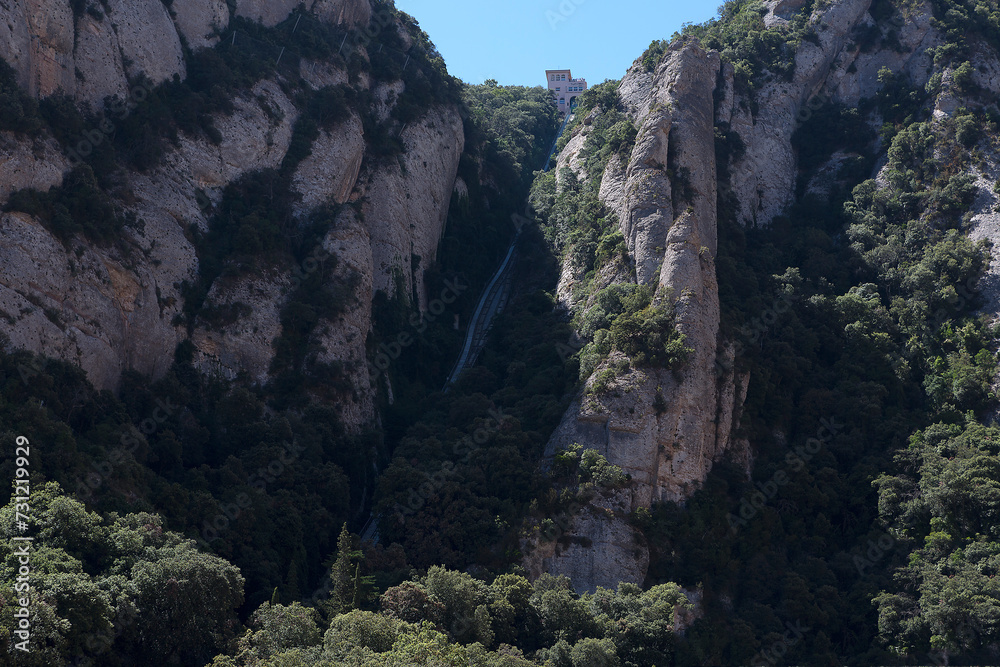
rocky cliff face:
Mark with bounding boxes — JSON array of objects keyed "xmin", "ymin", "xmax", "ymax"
[
  {"xmin": 0, "ymin": 0, "xmax": 464, "ymax": 432},
  {"xmin": 527, "ymin": 40, "xmax": 752, "ymax": 594},
  {"xmin": 724, "ymin": 0, "xmax": 938, "ymax": 227},
  {"xmin": 0, "ymin": 0, "xmax": 372, "ymax": 107},
  {"xmin": 526, "ymin": 0, "xmax": 985, "ymax": 593}
]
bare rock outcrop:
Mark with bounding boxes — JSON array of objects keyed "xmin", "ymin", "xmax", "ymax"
[
  {"xmin": 524, "ymin": 486, "xmax": 649, "ymax": 592},
  {"xmin": 314, "ymin": 207, "xmax": 377, "ymax": 429},
  {"xmin": 0, "ymin": 0, "xmax": 464, "ymax": 436},
  {"xmin": 234, "ymin": 0, "xmax": 303, "ymax": 27},
  {"xmin": 0, "ymin": 0, "xmax": 192, "ymax": 107},
  {"xmin": 105, "ymin": 0, "xmax": 185, "ymax": 85},
  {"xmin": 0, "ymin": 132, "xmax": 67, "ymax": 204},
  {"xmin": 716, "ymin": 0, "xmax": 941, "ymax": 228},
  {"xmin": 292, "ymin": 112, "xmax": 366, "ymax": 213},
  {"xmin": 313, "ymin": 0, "xmax": 372, "ymax": 27},
  {"xmin": 764, "ymin": 0, "xmax": 810, "ymax": 26},
  {"xmin": 178, "ymin": 78, "xmax": 300, "ymax": 193},
  {"xmin": 527, "ymin": 42, "xmax": 744, "ymax": 593},
  {"xmin": 719, "ymin": 0, "xmax": 870, "ymax": 226},
  {"xmin": 235, "ymin": 0, "xmax": 371, "ymax": 28},
  {"xmin": 529, "ymin": 0, "xmax": 961, "ymax": 594},
  {"xmin": 358, "ymin": 105, "xmax": 465, "ymax": 306},
  {"xmin": 555, "ymin": 130, "xmax": 587, "ymax": 185},
  {"xmin": 827, "ymin": 2, "xmax": 937, "ymax": 102},
  {"xmin": 72, "ymin": 12, "xmax": 129, "ymax": 106},
  {"xmin": 301, "ymin": 59, "xmax": 351, "ymax": 90},
  {"xmin": 0, "ymin": 0, "xmax": 182, "ymax": 107},
  {"xmin": 0, "ymin": 0, "xmax": 371, "ymax": 107},
  {"xmin": 0, "ymin": 0, "xmax": 76, "ymax": 99},
  {"xmin": 191, "ymin": 274, "xmax": 289, "ymax": 384},
  {"xmin": 101, "ymin": 77, "xmax": 300, "ymax": 382},
  {"xmin": 0, "ymin": 211, "xmax": 152, "ymax": 390},
  {"xmin": 530, "ymin": 0, "xmax": 941, "ymax": 591},
  {"xmin": 170, "ymin": 0, "xmax": 230, "ymax": 50}
]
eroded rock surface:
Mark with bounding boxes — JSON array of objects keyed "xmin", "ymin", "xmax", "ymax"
[
  {"xmin": 358, "ymin": 105, "xmax": 465, "ymax": 306},
  {"xmin": 0, "ymin": 0, "xmax": 370, "ymax": 107},
  {"xmin": 292, "ymin": 112, "xmax": 366, "ymax": 213},
  {"xmin": 0, "ymin": 0, "xmax": 465, "ymax": 435},
  {"xmin": 171, "ymin": 0, "xmax": 230, "ymax": 50},
  {"xmin": 0, "ymin": 132, "xmax": 67, "ymax": 204},
  {"xmin": 528, "ymin": 43, "xmax": 744, "ymax": 593}
]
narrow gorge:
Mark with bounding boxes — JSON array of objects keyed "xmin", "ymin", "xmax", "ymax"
[{"xmin": 4, "ymin": 0, "xmax": 1000, "ymax": 663}]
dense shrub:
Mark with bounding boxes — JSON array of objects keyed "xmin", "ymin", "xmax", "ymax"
[
  {"xmin": 607, "ymin": 305, "xmax": 688, "ymax": 369},
  {"xmin": 928, "ymin": 0, "xmax": 1000, "ymax": 58},
  {"xmin": 874, "ymin": 419, "xmax": 1000, "ymax": 660},
  {"xmin": 0, "ymin": 58, "xmax": 43, "ymax": 134},
  {"xmin": 4, "ymin": 165, "xmax": 129, "ymax": 245},
  {"xmin": 0, "ymin": 484, "xmax": 245, "ymax": 666},
  {"xmin": 463, "ymin": 81, "xmax": 560, "ymax": 184},
  {"xmin": 676, "ymin": 0, "xmax": 817, "ymax": 91}
]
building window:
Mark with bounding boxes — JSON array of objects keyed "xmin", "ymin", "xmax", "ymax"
[{"xmin": 555, "ymin": 87, "xmax": 560, "ymax": 91}]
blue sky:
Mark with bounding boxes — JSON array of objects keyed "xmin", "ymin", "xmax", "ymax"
[{"xmin": 393, "ymin": 0, "xmax": 722, "ymax": 88}]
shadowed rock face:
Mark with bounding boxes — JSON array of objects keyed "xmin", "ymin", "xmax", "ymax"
[
  {"xmin": 235, "ymin": 0, "xmax": 371, "ymax": 28},
  {"xmin": 0, "ymin": 0, "xmax": 466, "ymax": 433},
  {"xmin": 525, "ymin": 0, "xmax": 964, "ymax": 593}
]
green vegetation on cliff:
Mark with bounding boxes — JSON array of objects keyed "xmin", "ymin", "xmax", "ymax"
[
  {"xmin": 633, "ymin": 16, "xmax": 1000, "ymax": 667},
  {"xmin": 0, "ymin": 10, "xmax": 575, "ymax": 664},
  {"xmin": 7, "ymin": 0, "xmax": 1000, "ymax": 665}
]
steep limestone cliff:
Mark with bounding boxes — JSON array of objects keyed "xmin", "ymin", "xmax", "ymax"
[
  {"xmin": 0, "ymin": 131, "xmax": 67, "ymax": 201},
  {"xmin": 0, "ymin": 0, "xmax": 369, "ymax": 108},
  {"xmin": 292, "ymin": 112, "xmax": 366, "ymax": 214},
  {"xmin": 235, "ymin": 0, "xmax": 371, "ymax": 28},
  {"xmin": 358, "ymin": 105, "xmax": 465, "ymax": 305},
  {"xmin": 526, "ymin": 41, "xmax": 747, "ymax": 593},
  {"xmin": 723, "ymin": 0, "xmax": 937, "ymax": 227},
  {"xmin": 0, "ymin": 0, "xmax": 464, "ymax": 433},
  {"xmin": 170, "ymin": 0, "xmax": 229, "ymax": 50}
]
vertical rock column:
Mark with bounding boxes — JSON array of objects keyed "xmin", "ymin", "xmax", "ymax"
[
  {"xmin": 525, "ymin": 43, "xmax": 737, "ymax": 593},
  {"xmin": 648, "ymin": 43, "xmax": 726, "ymax": 503}
]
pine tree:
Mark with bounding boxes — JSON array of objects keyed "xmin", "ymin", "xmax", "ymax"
[
  {"xmin": 324, "ymin": 524, "xmax": 377, "ymax": 618},
  {"xmin": 328, "ymin": 524, "xmax": 355, "ymax": 616}
]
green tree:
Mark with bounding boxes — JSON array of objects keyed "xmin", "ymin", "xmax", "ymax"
[
  {"xmin": 230, "ymin": 602, "xmax": 323, "ymax": 665},
  {"xmin": 327, "ymin": 524, "xmax": 359, "ymax": 616},
  {"xmin": 570, "ymin": 637, "xmax": 620, "ymax": 667},
  {"xmin": 380, "ymin": 581, "xmax": 446, "ymax": 625},
  {"xmin": 0, "ymin": 483, "xmax": 244, "ymax": 666},
  {"xmin": 875, "ymin": 420, "xmax": 1000, "ymax": 660}
]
